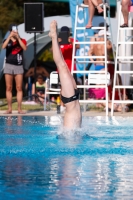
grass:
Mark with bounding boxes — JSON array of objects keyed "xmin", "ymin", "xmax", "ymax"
[
  {"xmin": 2, "ymin": 97, "xmax": 125, "ymax": 112},
  {"xmin": 1, "ymin": 98, "xmax": 132, "ymax": 114},
  {"xmin": 0, "ymin": 101, "xmax": 43, "ymax": 111},
  {"xmin": 0, "ymin": 97, "xmax": 57, "ymax": 111}
]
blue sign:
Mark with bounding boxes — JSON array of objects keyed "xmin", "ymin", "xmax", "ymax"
[
  {"xmin": 69, "ymin": 0, "xmax": 94, "ymax": 77},
  {"xmin": 69, "ymin": 0, "xmax": 104, "ymax": 77}
]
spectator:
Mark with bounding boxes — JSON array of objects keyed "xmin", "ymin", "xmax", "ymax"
[
  {"xmin": 89, "ymin": 22, "xmax": 111, "ymax": 56},
  {"xmin": 2, "ymin": 23, "xmax": 27, "ymax": 114},
  {"xmin": 24, "ymin": 62, "xmax": 50, "ymax": 100},
  {"xmin": 120, "ymin": 0, "xmax": 133, "ymax": 27},
  {"xmin": 32, "ymin": 74, "xmax": 46, "ymax": 104},
  {"xmin": 88, "ymin": 25, "xmax": 112, "ymax": 108},
  {"xmin": 88, "ymin": 24, "xmax": 112, "ymax": 72},
  {"xmin": 58, "ymin": 26, "xmax": 80, "ymax": 75},
  {"xmin": 25, "ymin": 62, "xmax": 50, "ymax": 79},
  {"xmin": 85, "ymin": 0, "xmax": 103, "ymax": 28},
  {"xmin": 97, "ymin": 22, "xmax": 114, "ymax": 86}
]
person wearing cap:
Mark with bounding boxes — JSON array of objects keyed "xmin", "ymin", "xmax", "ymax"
[
  {"xmin": 97, "ymin": 22, "xmax": 114, "ymax": 82},
  {"xmin": 88, "ymin": 23, "xmax": 112, "ymax": 105},
  {"xmin": 58, "ymin": 26, "xmax": 80, "ymax": 112},
  {"xmin": 2, "ymin": 24, "xmax": 27, "ymax": 114},
  {"xmin": 88, "ymin": 22, "xmax": 111, "ymax": 64},
  {"xmin": 58, "ymin": 26, "xmax": 80, "ymax": 73},
  {"xmin": 88, "ymin": 21, "xmax": 112, "ymax": 69},
  {"xmin": 86, "ymin": 0, "xmax": 103, "ymax": 28},
  {"xmin": 120, "ymin": 0, "xmax": 133, "ymax": 27},
  {"xmin": 85, "ymin": 22, "xmax": 111, "ymax": 72}
]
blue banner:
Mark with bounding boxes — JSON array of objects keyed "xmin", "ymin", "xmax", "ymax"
[
  {"xmin": 69, "ymin": 0, "xmax": 104, "ymax": 77},
  {"xmin": 69, "ymin": 0, "xmax": 93, "ymax": 77}
]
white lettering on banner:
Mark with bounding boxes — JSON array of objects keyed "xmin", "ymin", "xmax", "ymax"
[
  {"xmin": 79, "ymin": 46, "xmax": 90, "ymax": 56},
  {"xmin": 77, "ymin": 8, "xmax": 87, "ymax": 24},
  {"xmin": 17, "ymin": 54, "xmax": 22, "ymax": 65},
  {"xmin": 69, "ymin": 0, "xmax": 94, "ymax": 76},
  {"xmin": 77, "ymin": 30, "xmax": 90, "ymax": 56},
  {"xmin": 77, "ymin": 8, "xmax": 84, "ymax": 24},
  {"xmin": 77, "ymin": 32, "xmax": 88, "ymax": 38}
]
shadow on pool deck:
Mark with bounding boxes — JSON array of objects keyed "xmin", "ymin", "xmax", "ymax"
[{"xmin": 0, "ymin": 110, "xmax": 133, "ymax": 117}]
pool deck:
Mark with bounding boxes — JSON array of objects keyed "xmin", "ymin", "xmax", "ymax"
[{"xmin": 0, "ymin": 110, "xmax": 133, "ymax": 117}]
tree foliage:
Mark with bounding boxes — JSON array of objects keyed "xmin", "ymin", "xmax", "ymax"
[
  {"xmin": 0, "ymin": 0, "xmax": 69, "ymax": 35},
  {"xmin": 0, "ymin": 0, "xmax": 24, "ymax": 34},
  {"xmin": 44, "ymin": 2, "xmax": 69, "ymax": 17}
]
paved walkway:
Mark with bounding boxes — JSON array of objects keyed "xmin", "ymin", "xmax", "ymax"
[{"xmin": 0, "ymin": 110, "xmax": 133, "ymax": 117}]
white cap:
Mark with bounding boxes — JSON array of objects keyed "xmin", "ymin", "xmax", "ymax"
[{"xmin": 98, "ymin": 30, "xmax": 111, "ymax": 36}]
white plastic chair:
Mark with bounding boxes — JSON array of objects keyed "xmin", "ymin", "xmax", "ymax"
[
  {"xmin": 44, "ymin": 71, "xmax": 61, "ymax": 110},
  {"xmin": 82, "ymin": 72, "xmax": 111, "ymax": 115},
  {"xmin": 88, "ymin": 72, "xmax": 110, "ymax": 85}
]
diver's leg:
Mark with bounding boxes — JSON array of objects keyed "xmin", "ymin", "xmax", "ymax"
[{"xmin": 49, "ymin": 20, "xmax": 76, "ymax": 98}]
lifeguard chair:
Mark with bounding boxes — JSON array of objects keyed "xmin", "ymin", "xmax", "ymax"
[{"xmin": 111, "ymin": 1, "xmax": 133, "ymax": 115}]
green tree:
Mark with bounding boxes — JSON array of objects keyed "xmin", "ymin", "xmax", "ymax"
[
  {"xmin": 0, "ymin": 0, "xmax": 24, "ymax": 34},
  {"xmin": 0, "ymin": 0, "xmax": 70, "ymax": 35}
]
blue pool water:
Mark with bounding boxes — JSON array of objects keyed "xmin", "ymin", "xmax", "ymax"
[{"xmin": 0, "ymin": 116, "xmax": 133, "ymax": 200}]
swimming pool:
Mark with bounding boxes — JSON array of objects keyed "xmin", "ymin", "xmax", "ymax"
[{"xmin": 0, "ymin": 116, "xmax": 133, "ymax": 200}]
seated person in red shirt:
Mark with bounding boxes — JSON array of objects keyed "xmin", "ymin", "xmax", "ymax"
[{"xmin": 58, "ymin": 26, "xmax": 80, "ymax": 74}]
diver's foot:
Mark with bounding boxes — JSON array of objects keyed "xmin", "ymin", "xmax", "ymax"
[
  {"xmin": 86, "ymin": 23, "xmax": 93, "ymax": 29},
  {"xmin": 97, "ymin": 5, "xmax": 103, "ymax": 13},
  {"xmin": 49, "ymin": 20, "xmax": 57, "ymax": 38},
  {"xmin": 4, "ymin": 110, "xmax": 12, "ymax": 114}
]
